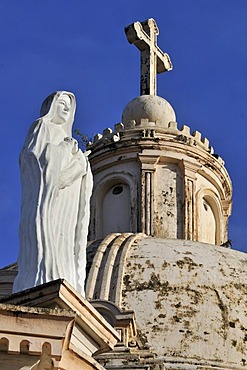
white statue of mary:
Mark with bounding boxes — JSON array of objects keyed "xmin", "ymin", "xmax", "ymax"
[{"xmin": 13, "ymin": 91, "xmax": 93, "ymax": 295}]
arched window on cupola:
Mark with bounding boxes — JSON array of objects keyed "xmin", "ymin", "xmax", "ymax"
[
  {"xmin": 90, "ymin": 173, "xmax": 137, "ymax": 239},
  {"xmin": 196, "ymin": 189, "xmax": 222, "ymax": 245},
  {"xmin": 102, "ymin": 182, "xmax": 131, "ymax": 237}
]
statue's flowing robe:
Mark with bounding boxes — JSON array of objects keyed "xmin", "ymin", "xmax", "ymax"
[{"xmin": 13, "ymin": 92, "xmax": 93, "ymax": 295}]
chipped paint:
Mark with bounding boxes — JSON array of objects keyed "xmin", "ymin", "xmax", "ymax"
[{"xmin": 93, "ymin": 237, "xmax": 247, "ymax": 368}]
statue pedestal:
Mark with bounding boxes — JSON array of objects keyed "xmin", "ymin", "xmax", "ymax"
[{"xmin": 0, "ymin": 279, "xmax": 119, "ymax": 369}]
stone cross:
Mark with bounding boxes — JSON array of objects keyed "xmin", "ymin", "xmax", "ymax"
[{"xmin": 125, "ymin": 18, "xmax": 172, "ymax": 96}]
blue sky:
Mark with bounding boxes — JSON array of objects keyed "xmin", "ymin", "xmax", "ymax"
[{"xmin": 0, "ymin": 0, "xmax": 247, "ymax": 268}]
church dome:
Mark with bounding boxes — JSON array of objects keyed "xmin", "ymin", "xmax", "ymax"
[
  {"xmin": 86, "ymin": 233, "xmax": 247, "ymax": 369},
  {"xmin": 122, "ymin": 95, "xmax": 176, "ymax": 126}
]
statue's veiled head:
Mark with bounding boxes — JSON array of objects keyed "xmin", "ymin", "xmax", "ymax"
[{"xmin": 40, "ymin": 91, "xmax": 76, "ymax": 136}]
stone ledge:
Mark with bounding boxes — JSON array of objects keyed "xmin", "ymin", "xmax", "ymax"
[{"xmin": 0, "ymin": 279, "xmax": 120, "ymax": 363}]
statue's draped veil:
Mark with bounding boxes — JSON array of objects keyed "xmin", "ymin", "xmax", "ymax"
[
  {"xmin": 22, "ymin": 91, "xmax": 76, "ymax": 157},
  {"xmin": 40, "ymin": 91, "xmax": 75, "ymax": 137},
  {"xmin": 13, "ymin": 91, "xmax": 92, "ymax": 295}
]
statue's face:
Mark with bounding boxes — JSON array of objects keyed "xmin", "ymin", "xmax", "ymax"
[{"xmin": 52, "ymin": 94, "xmax": 71, "ymax": 125}]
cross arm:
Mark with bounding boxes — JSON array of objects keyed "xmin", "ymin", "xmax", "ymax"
[
  {"xmin": 125, "ymin": 21, "xmax": 151, "ymax": 51},
  {"xmin": 156, "ymin": 45, "xmax": 172, "ymax": 73},
  {"xmin": 125, "ymin": 21, "xmax": 172, "ymax": 72}
]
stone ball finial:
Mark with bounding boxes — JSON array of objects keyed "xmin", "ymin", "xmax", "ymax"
[{"xmin": 122, "ymin": 95, "xmax": 176, "ymax": 127}]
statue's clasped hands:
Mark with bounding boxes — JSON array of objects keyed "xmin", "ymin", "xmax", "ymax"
[{"xmin": 64, "ymin": 137, "xmax": 79, "ymax": 155}]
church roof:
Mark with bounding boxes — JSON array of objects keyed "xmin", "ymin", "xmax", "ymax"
[
  {"xmin": 86, "ymin": 233, "xmax": 247, "ymax": 368},
  {"xmin": 0, "ymin": 263, "xmax": 17, "ymax": 271}
]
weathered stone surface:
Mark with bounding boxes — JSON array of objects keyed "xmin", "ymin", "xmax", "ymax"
[
  {"xmin": 86, "ymin": 234, "xmax": 247, "ymax": 369},
  {"xmin": 122, "ymin": 95, "xmax": 176, "ymax": 127},
  {"xmin": 88, "ymin": 123, "xmax": 232, "ymax": 244},
  {"xmin": 125, "ymin": 18, "xmax": 172, "ymax": 95}
]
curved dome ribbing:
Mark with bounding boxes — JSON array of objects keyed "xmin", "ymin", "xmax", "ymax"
[{"xmin": 86, "ymin": 234, "xmax": 247, "ymax": 369}]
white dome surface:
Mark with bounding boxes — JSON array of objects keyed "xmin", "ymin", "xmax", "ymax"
[
  {"xmin": 86, "ymin": 234, "xmax": 247, "ymax": 368},
  {"xmin": 122, "ymin": 95, "xmax": 176, "ymax": 126}
]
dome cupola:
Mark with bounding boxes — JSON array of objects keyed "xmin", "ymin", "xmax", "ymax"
[{"xmin": 87, "ymin": 18, "xmax": 232, "ymax": 246}]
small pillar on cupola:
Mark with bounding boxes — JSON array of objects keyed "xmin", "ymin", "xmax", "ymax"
[{"xmin": 88, "ymin": 18, "xmax": 232, "ymax": 246}]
